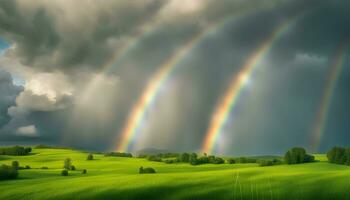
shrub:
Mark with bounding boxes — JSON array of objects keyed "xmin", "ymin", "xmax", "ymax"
[
  {"xmin": 236, "ymin": 157, "xmax": 257, "ymax": 163},
  {"xmin": 12, "ymin": 161, "xmax": 19, "ymax": 170},
  {"xmin": 189, "ymin": 153, "xmax": 198, "ymax": 165},
  {"xmin": 180, "ymin": 153, "xmax": 190, "ymax": 163},
  {"xmin": 139, "ymin": 166, "xmax": 156, "ymax": 174},
  {"xmin": 0, "ymin": 164, "xmax": 18, "ymax": 180},
  {"xmin": 147, "ymin": 155, "xmax": 162, "ymax": 162},
  {"xmin": 227, "ymin": 158, "xmax": 236, "ymax": 164},
  {"xmin": 25, "ymin": 147, "xmax": 32, "ymax": 154},
  {"xmin": 87, "ymin": 153, "xmax": 94, "ymax": 160},
  {"xmin": 104, "ymin": 152, "xmax": 133, "ymax": 157},
  {"xmin": 70, "ymin": 165, "xmax": 76, "ymax": 171},
  {"xmin": 258, "ymin": 160, "xmax": 274, "ymax": 167},
  {"xmin": 61, "ymin": 170, "xmax": 68, "ymax": 176},
  {"xmin": 164, "ymin": 159, "xmax": 174, "ymax": 164},
  {"xmin": 212, "ymin": 157, "xmax": 225, "ymax": 164},
  {"xmin": 25, "ymin": 165, "xmax": 31, "ymax": 169},
  {"xmin": 82, "ymin": 169, "xmax": 87, "ymax": 174},
  {"xmin": 64, "ymin": 158, "xmax": 72, "ymax": 170},
  {"xmin": 285, "ymin": 147, "xmax": 314, "ymax": 164},
  {"xmin": 41, "ymin": 166, "xmax": 49, "ymax": 169}
]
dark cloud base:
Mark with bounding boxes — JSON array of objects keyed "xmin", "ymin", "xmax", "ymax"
[{"xmin": 0, "ymin": 0, "xmax": 350, "ymax": 155}]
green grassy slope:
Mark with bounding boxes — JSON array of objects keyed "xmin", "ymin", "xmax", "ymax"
[{"xmin": 0, "ymin": 148, "xmax": 349, "ymax": 200}]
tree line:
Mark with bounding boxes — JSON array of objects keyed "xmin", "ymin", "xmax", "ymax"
[{"xmin": 0, "ymin": 146, "xmax": 32, "ymax": 156}]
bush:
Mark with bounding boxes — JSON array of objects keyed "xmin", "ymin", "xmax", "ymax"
[
  {"xmin": 82, "ymin": 169, "xmax": 87, "ymax": 174},
  {"xmin": 64, "ymin": 158, "xmax": 72, "ymax": 170},
  {"xmin": 25, "ymin": 165, "xmax": 31, "ymax": 169},
  {"xmin": 258, "ymin": 160, "xmax": 273, "ymax": 167},
  {"xmin": 61, "ymin": 170, "xmax": 68, "ymax": 176},
  {"xmin": 212, "ymin": 157, "xmax": 225, "ymax": 164},
  {"xmin": 104, "ymin": 152, "xmax": 133, "ymax": 157},
  {"xmin": 236, "ymin": 157, "xmax": 257, "ymax": 163},
  {"xmin": 189, "ymin": 153, "xmax": 198, "ymax": 165},
  {"xmin": 0, "ymin": 164, "xmax": 18, "ymax": 180},
  {"xmin": 164, "ymin": 159, "xmax": 174, "ymax": 164},
  {"xmin": 227, "ymin": 158, "xmax": 236, "ymax": 164},
  {"xmin": 284, "ymin": 147, "xmax": 314, "ymax": 164},
  {"xmin": 70, "ymin": 165, "xmax": 76, "ymax": 171},
  {"xmin": 139, "ymin": 166, "xmax": 156, "ymax": 174},
  {"xmin": 41, "ymin": 166, "xmax": 49, "ymax": 169},
  {"xmin": 180, "ymin": 153, "xmax": 190, "ymax": 163},
  {"xmin": 12, "ymin": 161, "xmax": 19, "ymax": 170},
  {"xmin": 147, "ymin": 155, "xmax": 162, "ymax": 162},
  {"xmin": 87, "ymin": 153, "xmax": 94, "ymax": 160},
  {"xmin": 0, "ymin": 146, "xmax": 32, "ymax": 156},
  {"xmin": 25, "ymin": 147, "xmax": 32, "ymax": 154}
]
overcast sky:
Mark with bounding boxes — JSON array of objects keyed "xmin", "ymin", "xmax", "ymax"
[{"xmin": 0, "ymin": 0, "xmax": 349, "ymax": 155}]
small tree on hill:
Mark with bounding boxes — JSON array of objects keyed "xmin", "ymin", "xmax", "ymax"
[
  {"xmin": 12, "ymin": 161, "xmax": 19, "ymax": 170},
  {"xmin": 284, "ymin": 147, "xmax": 314, "ymax": 164},
  {"xmin": 64, "ymin": 158, "xmax": 72, "ymax": 170},
  {"xmin": 61, "ymin": 169, "xmax": 68, "ymax": 176},
  {"xmin": 87, "ymin": 153, "xmax": 94, "ymax": 160}
]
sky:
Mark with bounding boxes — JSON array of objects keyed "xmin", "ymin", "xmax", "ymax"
[{"xmin": 0, "ymin": 0, "xmax": 349, "ymax": 155}]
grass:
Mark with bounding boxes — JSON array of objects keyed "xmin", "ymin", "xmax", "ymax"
[{"xmin": 0, "ymin": 148, "xmax": 350, "ymax": 200}]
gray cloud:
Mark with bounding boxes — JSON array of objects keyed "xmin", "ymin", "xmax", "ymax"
[
  {"xmin": 0, "ymin": 70, "xmax": 22, "ymax": 128},
  {"xmin": 0, "ymin": 0, "xmax": 350, "ymax": 154}
]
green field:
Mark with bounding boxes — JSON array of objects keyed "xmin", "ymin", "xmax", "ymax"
[{"xmin": 1, "ymin": 148, "xmax": 350, "ymax": 200}]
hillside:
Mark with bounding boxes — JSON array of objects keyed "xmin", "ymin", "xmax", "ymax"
[{"xmin": 0, "ymin": 148, "xmax": 350, "ymax": 200}]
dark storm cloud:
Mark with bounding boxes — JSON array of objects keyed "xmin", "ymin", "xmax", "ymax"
[
  {"xmin": 0, "ymin": 0, "xmax": 167, "ymax": 71},
  {"xmin": 0, "ymin": 70, "xmax": 22, "ymax": 128},
  {"xmin": 0, "ymin": 0, "xmax": 350, "ymax": 154}
]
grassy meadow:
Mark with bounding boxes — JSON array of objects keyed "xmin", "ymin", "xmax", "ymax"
[{"xmin": 1, "ymin": 148, "xmax": 350, "ymax": 200}]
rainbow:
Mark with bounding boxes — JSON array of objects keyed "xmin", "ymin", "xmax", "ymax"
[
  {"xmin": 115, "ymin": 9, "xmax": 265, "ymax": 152},
  {"xmin": 310, "ymin": 42, "xmax": 349, "ymax": 151},
  {"xmin": 202, "ymin": 17, "xmax": 301, "ymax": 154}
]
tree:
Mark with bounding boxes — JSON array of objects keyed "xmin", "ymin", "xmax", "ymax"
[
  {"xmin": 87, "ymin": 153, "xmax": 94, "ymax": 160},
  {"xmin": 12, "ymin": 161, "xmax": 19, "ymax": 170},
  {"xmin": 345, "ymin": 148, "xmax": 350, "ymax": 166},
  {"xmin": 82, "ymin": 169, "xmax": 87, "ymax": 174},
  {"xmin": 189, "ymin": 153, "xmax": 198, "ymax": 165},
  {"xmin": 139, "ymin": 166, "xmax": 156, "ymax": 174},
  {"xmin": 64, "ymin": 158, "xmax": 72, "ymax": 170},
  {"xmin": 61, "ymin": 169, "xmax": 68, "ymax": 176},
  {"xmin": 24, "ymin": 147, "xmax": 32, "ymax": 154},
  {"xmin": 227, "ymin": 158, "xmax": 236, "ymax": 164},
  {"xmin": 285, "ymin": 147, "xmax": 314, "ymax": 164},
  {"xmin": 327, "ymin": 147, "xmax": 346, "ymax": 164},
  {"xmin": 0, "ymin": 164, "xmax": 18, "ymax": 180},
  {"xmin": 180, "ymin": 153, "xmax": 190, "ymax": 163}
]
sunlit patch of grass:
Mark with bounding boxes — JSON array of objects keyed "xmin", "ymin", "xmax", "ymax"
[{"xmin": 0, "ymin": 148, "xmax": 350, "ymax": 199}]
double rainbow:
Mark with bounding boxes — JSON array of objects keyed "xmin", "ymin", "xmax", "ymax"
[
  {"xmin": 310, "ymin": 42, "xmax": 349, "ymax": 151},
  {"xmin": 115, "ymin": 10, "xmax": 263, "ymax": 152},
  {"xmin": 202, "ymin": 17, "xmax": 301, "ymax": 154}
]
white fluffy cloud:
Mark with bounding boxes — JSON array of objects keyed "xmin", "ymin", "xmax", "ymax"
[{"xmin": 16, "ymin": 125, "xmax": 38, "ymax": 137}]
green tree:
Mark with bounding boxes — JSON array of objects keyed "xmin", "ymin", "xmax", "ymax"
[
  {"xmin": 12, "ymin": 161, "xmax": 19, "ymax": 170},
  {"xmin": 87, "ymin": 153, "xmax": 94, "ymax": 160},
  {"xmin": 64, "ymin": 158, "xmax": 72, "ymax": 170},
  {"xmin": 189, "ymin": 153, "xmax": 198, "ymax": 165},
  {"xmin": 327, "ymin": 147, "xmax": 346, "ymax": 164},
  {"xmin": 180, "ymin": 153, "xmax": 190, "ymax": 163},
  {"xmin": 285, "ymin": 147, "xmax": 314, "ymax": 164},
  {"xmin": 61, "ymin": 169, "xmax": 68, "ymax": 176}
]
